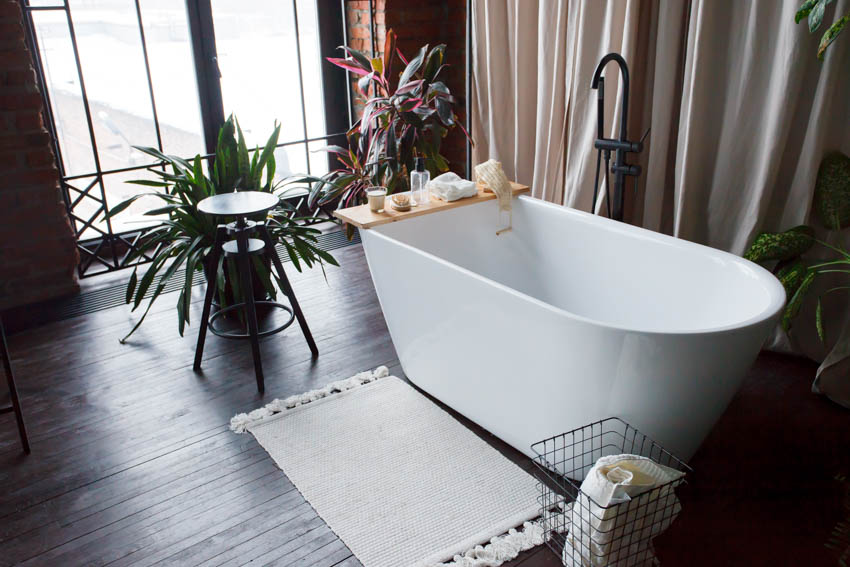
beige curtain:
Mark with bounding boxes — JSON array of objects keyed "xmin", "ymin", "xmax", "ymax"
[
  {"xmin": 471, "ymin": 1, "xmax": 571, "ymax": 203},
  {"xmin": 471, "ymin": 0, "xmax": 850, "ymax": 404},
  {"xmin": 471, "ymin": 0, "xmax": 690, "ymax": 214}
]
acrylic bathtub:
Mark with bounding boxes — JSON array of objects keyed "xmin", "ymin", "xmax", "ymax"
[{"xmin": 359, "ymin": 195, "xmax": 785, "ymax": 459}]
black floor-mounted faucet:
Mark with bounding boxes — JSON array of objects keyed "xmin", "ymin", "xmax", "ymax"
[{"xmin": 590, "ymin": 53, "xmax": 643, "ymax": 222}]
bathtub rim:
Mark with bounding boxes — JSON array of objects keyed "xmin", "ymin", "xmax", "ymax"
[{"xmin": 362, "ymin": 195, "xmax": 786, "ymax": 337}]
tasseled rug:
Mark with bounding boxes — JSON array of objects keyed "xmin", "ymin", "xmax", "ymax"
[{"xmin": 231, "ymin": 367, "xmax": 544, "ymax": 567}]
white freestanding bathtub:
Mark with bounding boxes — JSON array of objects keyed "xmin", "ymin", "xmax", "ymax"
[{"xmin": 359, "ymin": 196, "xmax": 785, "ymax": 459}]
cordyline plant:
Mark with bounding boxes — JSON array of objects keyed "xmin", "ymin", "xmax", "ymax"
[
  {"xmin": 106, "ymin": 115, "xmax": 338, "ymax": 343},
  {"xmin": 306, "ymin": 29, "xmax": 471, "ymax": 217}
]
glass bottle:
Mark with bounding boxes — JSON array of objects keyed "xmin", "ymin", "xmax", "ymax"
[{"xmin": 410, "ymin": 157, "xmax": 430, "ymax": 207}]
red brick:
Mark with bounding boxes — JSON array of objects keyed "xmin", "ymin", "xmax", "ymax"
[
  {"xmin": 26, "ymin": 148, "xmax": 53, "ymax": 168},
  {"xmin": 0, "ymin": 0, "xmax": 77, "ymax": 306},
  {"xmin": 0, "ymin": 131, "xmax": 50, "ymax": 150},
  {"xmin": 0, "ymin": 49, "xmax": 32, "ymax": 69},
  {"xmin": 0, "ymin": 21, "xmax": 23, "ymax": 41},
  {"xmin": 0, "ymin": 152, "xmax": 16, "ymax": 170},
  {"xmin": 4, "ymin": 67, "xmax": 35, "ymax": 87},
  {"xmin": 349, "ymin": 25, "xmax": 372, "ymax": 40},
  {"xmin": 15, "ymin": 110, "xmax": 42, "ymax": 132},
  {"xmin": 0, "ymin": 1, "xmax": 22, "ymax": 19},
  {"xmin": 0, "ymin": 92, "xmax": 43, "ymax": 110},
  {"xmin": 6, "ymin": 168, "xmax": 59, "ymax": 188}
]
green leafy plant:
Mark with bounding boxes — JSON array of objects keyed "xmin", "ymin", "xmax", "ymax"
[
  {"xmin": 306, "ymin": 28, "xmax": 471, "ymax": 217},
  {"xmin": 796, "ymin": 0, "xmax": 849, "ymax": 59},
  {"xmin": 745, "ymin": 151, "xmax": 850, "ymax": 342},
  {"xmin": 107, "ymin": 115, "xmax": 338, "ymax": 343}
]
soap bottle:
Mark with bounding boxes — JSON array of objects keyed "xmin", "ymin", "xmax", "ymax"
[{"xmin": 410, "ymin": 157, "xmax": 430, "ymax": 207}]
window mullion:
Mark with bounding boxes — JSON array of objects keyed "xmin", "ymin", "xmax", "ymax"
[{"xmin": 186, "ymin": 0, "xmax": 225, "ymax": 156}]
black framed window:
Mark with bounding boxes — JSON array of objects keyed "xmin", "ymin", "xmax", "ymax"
[{"xmin": 20, "ymin": 0, "xmax": 355, "ymax": 277}]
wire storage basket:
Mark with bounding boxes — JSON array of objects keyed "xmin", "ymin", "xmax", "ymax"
[{"xmin": 531, "ymin": 418, "xmax": 692, "ymax": 566}]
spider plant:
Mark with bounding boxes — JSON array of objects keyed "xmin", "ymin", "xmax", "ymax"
[
  {"xmin": 306, "ymin": 29, "xmax": 471, "ymax": 219},
  {"xmin": 106, "ymin": 116, "xmax": 338, "ymax": 343}
]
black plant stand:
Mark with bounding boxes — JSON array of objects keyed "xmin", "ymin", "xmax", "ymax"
[
  {"xmin": 1, "ymin": 314, "xmax": 30, "ymax": 454},
  {"xmin": 194, "ymin": 191, "xmax": 318, "ymax": 393}
]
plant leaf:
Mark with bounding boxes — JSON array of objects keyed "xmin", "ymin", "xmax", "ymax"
[
  {"xmin": 395, "ymin": 79, "xmax": 424, "ymax": 95},
  {"xmin": 744, "ymin": 225, "xmax": 815, "ymax": 263},
  {"xmin": 120, "ymin": 283, "xmax": 165, "ymax": 343},
  {"xmin": 341, "ymin": 46, "xmax": 372, "ymax": 70},
  {"xmin": 398, "ymin": 45, "xmax": 428, "ymax": 87},
  {"xmin": 383, "ymin": 28, "xmax": 396, "ymax": 86},
  {"xmin": 809, "ymin": 0, "xmax": 831, "ymax": 32},
  {"xmin": 126, "ymin": 179, "xmax": 169, "ymax": 187},
  {"xmin": 125, "ymin": 268, "xmax": 138, "ymax": 304},
  {"xmin": 782, "ymin": 270, "xmax": 816, "ymax": 332},
  {"xmin": 815, "ymin": 297, "xmax": 825, "ymax": 342},
  {"xmin": 818, "ymin": 14, "xmax": 849, "ymax": 59},
  {"xmin": 104, "ymin": 194, "xmax": 151, "ymax": 219},
  {"xmin": 796, "ymin": 0, "xmax": 819, "ymax": 23},
  {"xmin": 777, "ymin": 260, "xmax": 807, "ymax": 297},
  {"xmin": 422, "ymin": 44, "xmax": 445, "ymax": 82},
  {"xmin": 435, "ymin": 97, "xmax": 454, "ymax": 125},
  {"xmin": 327, "ymin": 57, "xmax": 370, "ymax": 76}
]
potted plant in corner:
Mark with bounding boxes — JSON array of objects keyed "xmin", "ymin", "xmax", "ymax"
[
  {"xmin": 306, "ymin": 29, "xmax": 471, "ymax": 231},
  {"xmin": 744, "ymin": 151, "xmax": 850, "ymax": 407},
  {"xmin": 106, "ymin": 115, "xmax": 339, "ymax": 343}
]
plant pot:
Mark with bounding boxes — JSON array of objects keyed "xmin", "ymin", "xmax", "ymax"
[{"xmin": 202, "ymin": 254, "xmax": 273, "ymax": 318}]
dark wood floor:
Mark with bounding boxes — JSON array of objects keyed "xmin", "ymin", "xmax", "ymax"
[{"xmin": 1, "ymin": 243, "xmax": 848, "ymax": 566}]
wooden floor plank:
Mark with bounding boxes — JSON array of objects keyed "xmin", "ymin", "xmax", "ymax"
[{"xmin": 1, "ymin": 242, "xmax": 847, "ymax": 567}]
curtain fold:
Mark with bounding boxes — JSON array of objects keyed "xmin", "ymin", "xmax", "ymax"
[
  {"xmin": 472, "ymin": 0, "xmax": 572, "ymax": 203},
  {"xmin": 471, "ymin": 0, "xmax": 850, "ymax": 402}
]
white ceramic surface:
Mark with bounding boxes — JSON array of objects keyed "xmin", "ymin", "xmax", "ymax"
[{"xmin": 359, "ymin": 196, "xmax": 785, "ymax": 459}]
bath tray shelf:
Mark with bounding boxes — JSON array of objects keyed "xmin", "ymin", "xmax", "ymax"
[{"xmin": 333, "ymin": 182, "xmax": 530, "ymax": 229}]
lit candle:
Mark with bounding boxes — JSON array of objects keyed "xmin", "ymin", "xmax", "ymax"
[{"xmin": 366, "ymin": 187, "xmax": 387, "ymax": 213}]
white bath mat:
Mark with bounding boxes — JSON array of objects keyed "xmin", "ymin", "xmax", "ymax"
[{"xmin": 231, "ymin": 368, "xmax": 543, "ymax": 567}]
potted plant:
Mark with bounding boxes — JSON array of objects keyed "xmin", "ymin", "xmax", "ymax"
[
  {"xmin": 745, "ymin": 151, "xmax": 850, "ymax": 406},
  {"xmin": 106, "ymin": 115, "xmax": 338, "ymax": 343},
  {"xmin": 306, "ymin": 29, "xmax": 471, "ymax": 228}
]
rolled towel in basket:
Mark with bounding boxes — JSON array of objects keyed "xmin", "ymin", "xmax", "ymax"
[
  {"xmin": 563, "ymin": 454, "xmax": 685, "ymax": 567},
  {"xmin": 429, "ymin": 172, "xmax": 478, "ymax": 202}
]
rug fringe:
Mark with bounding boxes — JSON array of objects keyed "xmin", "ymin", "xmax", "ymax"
[
  {"xmin": 434, "ymin": 520, "xmax": 546, "ymax": 566},
  {"xmin": 230, "ymin": 366, "xmax": 390, "ymax": 433}
]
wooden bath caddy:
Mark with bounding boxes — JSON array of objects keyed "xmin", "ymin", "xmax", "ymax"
[{"xmin": 333, "ymin": 182, "xmax": 530, "ymax": 229}]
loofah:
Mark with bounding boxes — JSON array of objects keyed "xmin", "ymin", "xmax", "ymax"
[
  {"xmin": 229, "ymin": 365, "xmax": 390, "ymax": 433},
  {"xmin": 475, "ymin": 159, "xmax": 513, "ymax": 234}
]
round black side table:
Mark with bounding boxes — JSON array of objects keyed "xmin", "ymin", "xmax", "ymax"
[{"xmin": 193, "ymin": 191, "xmax": 318, "ymax": 393}]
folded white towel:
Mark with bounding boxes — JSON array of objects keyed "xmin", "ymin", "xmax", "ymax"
[
  {"xmin": 429, "ymin": 172, "xmax": 478, "ymax": 202},
  {"xmin": 563, "ymin": 454, "xmax": 685, "ymax": 567}
]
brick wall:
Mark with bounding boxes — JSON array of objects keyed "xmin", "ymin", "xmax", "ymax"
[
  {"xmin": 344, "ymin": 0, "xmax": 468, "ymax": 176},
  {"xmin": 0, "ymin": 0, "xmax": 78, "ymax": 310},
  {"xmin": 386, "ymin": 0, "xmax": 466, "ymax": 176}
]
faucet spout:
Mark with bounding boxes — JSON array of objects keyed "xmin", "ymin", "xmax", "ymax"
[
  {"xmin": 592, "ymin": 53, "xmax": 630, "ymax": 142},
  {"xmin": 589, "ymin": 52, "xmax": 641, "ymax": 222}
]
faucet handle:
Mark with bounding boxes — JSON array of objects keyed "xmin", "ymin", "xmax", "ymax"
[
  {"xmin": 594, "ymin": 138, "xmax": 643, "ymax": 153},
  {"xmin": 612, "ymin": 163, "xmax": 642, "ymax": 176}
]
